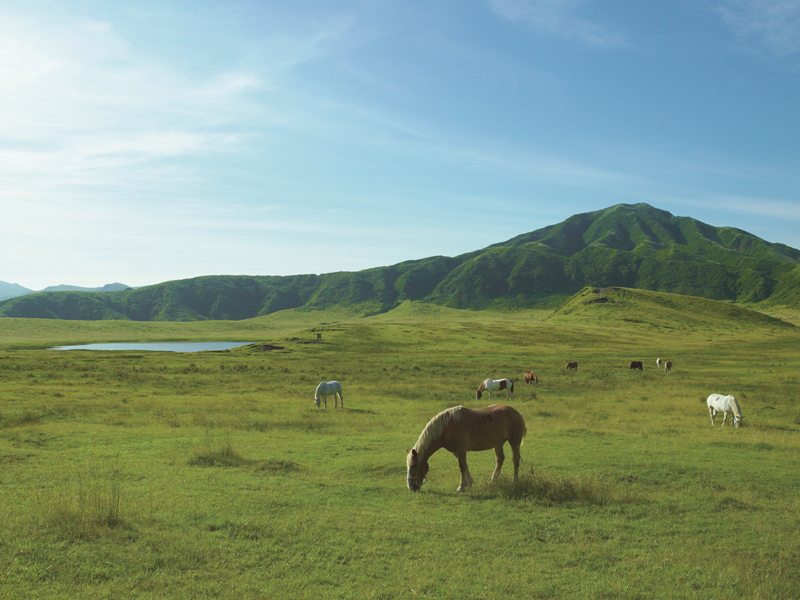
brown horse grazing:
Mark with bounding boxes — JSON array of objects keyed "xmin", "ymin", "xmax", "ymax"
[
  {"xmin": 630, "ymin": 361, "xmax": 643, "ymax": 371},
  {"xmin": 406, "ymin": 404, "xmax": 527, "ymax": 493},
  {"xmin": 565, "ymin": 361, "xmax": 578, "ymax": 371},
  {"xmin": 524, "ymin": 371, "xmax": 538, "ymax": 386},
  {"xmin": 664, "ymin": 360, "xmax": 672, "ymax": 373}
]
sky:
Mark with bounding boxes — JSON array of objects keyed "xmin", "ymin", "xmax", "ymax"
[{"xmin": 2, "ymin": 0, "xmax": 799, "ymax": 290}]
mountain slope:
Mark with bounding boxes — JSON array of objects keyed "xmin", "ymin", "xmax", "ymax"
[
  {"xmin": 2, "ymin": 203, "xmax": 800, "ymax": 321},
  {"xmin": 0, "ymin": 282, "xmax": 34, "ymax": 302}
]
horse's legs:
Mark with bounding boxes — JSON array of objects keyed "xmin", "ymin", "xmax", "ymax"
[
  {"xmin": 491, "ymin": 446, "xmax": 505, "ymax": 481},
  {"xmin": 339, "ymin": 391, "xmax": 343, "ymax": 408},
  {"xmin": 323, "ymin": 395, "xmax": 327, "ymax": 410},
  {"xmin": 456, "ymin": 452, "xmax": 471, "ymax": 492},
  {"xmin": 721, "ymin": 412, "xmax": 728, "ymax": 427},
  {"xmin": 709, "ymin": 407, "xmax": 715, "ymax": 426},
  {"xmin": 511, "ymin": 442, "xmax": 522, "ymax": 481}
]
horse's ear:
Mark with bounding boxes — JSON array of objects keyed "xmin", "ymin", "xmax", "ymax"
[{"xmin": 410, "ymin": 449, "xmax": 417, "ymax": 457}]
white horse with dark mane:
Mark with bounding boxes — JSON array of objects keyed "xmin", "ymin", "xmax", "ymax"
[
  {"xmin": 314, "ymin": 381, "xmax": 343, "ymax": 409},
  {"xmin": 476, "ymin": 378, "xmax": 514, "ymax": 400},
  {"xmin": 707, "ymin": 394, "xmax": 743, "ymax": 427}
]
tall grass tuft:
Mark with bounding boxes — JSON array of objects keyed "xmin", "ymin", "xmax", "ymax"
[
  {"xmin": 37, "ymin": 471, "xmax": 125, "ymax": 540},
  {"xmin": 188, "ymin": 433, "xmax": 248, "ymax": 467},
  {"xmin": 485, "ymin": 470, "xmax": 638, "ymax": 505}
]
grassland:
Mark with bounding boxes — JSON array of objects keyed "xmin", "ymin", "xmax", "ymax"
[{"xmin": 1, "ymin": 292, "xmax": 800, "ymax": 598}]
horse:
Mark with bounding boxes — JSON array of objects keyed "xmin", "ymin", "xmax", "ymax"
[
  {"xmin": 664, "ymin": 360, "xmax": 672, "ymax": 373},
  {"xmin": 314, "ymin": 381, "xmax": 343, "ymax": 409},
  {"xmin": 630, "ymin": 361, "xmax": 643, "ymax": 371},
  {"xmin": 476, "ymin": 378, "xmax": 514, "ymax": 400},
  {"xmin": 523, "ymin": 371, "xmax": 538, "ymax": 386},
  {"xmin": 406, "ymin": 404, "xmax": 527, "ymax": 492},
  {"xmin": 565, "ymin": 361, "xmax": 578, "ymax": 371},
  {"xmin": 707, "ymin": 394, "xmax": 744, "ymax": 427},
  {"xmin": 656, "ymin": 357, "xmax": 662, "ymax": 369}
]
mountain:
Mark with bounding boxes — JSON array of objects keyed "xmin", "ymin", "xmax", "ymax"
[
  {"xmin": 0, "ymin": 281, "xmax": 131, "ymax": 302},
  {"xmin": 0, "ymin": 282, "xmax": 34, "ymax": 302},
  {"xmin": 2, "ymin": 203, "xmax": 800, "ymax": 321},
  {"xmin": 40, "ymin": 283, "xmax": 131, "ymax": 293}
]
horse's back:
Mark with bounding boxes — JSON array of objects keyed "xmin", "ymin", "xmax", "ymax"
[
  {"xmin": 451, "ymin": 405, "xmax": 526, "ymax": 450},
  {"xmin": 317, "ymin": 380, "xmax": 341, "ymax": 394},
  {"xmin": 707, "ymin": 393, "xmax": 733, "ymax": 409}
]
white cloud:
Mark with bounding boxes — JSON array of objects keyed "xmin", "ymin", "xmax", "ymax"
[
  {"xmin": 716, "ymin": 0, "xmax": 800, "ymax": 56},
  {"xmin": 487, "ymin": 0, "xmax": 627, "ymax": 48}
]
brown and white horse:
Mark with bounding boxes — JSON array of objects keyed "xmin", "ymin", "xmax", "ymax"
[
  {"xmin": 406, "ymin": 404, "xmax": 527, "ymax": 492},
  {"xmin": 524, "ymin": 371, "xmax": 538, "ymax": 386},
  {"xmin": 664, "ymin": 360, "xmax": 672, "ymax": 373},
  {"xmin": 476, "ymin": 378, "xmax": 514, "ymax": 400}
]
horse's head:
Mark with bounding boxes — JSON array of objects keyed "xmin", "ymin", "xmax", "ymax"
[
  {"xmin": 476, "ymin": 388, "xmax": 482, "ymax": 400},
  {"xmin": 733, "ymin": 415, "xmax": 744, "ymax": 427},
  {"xmin": 406, "ymin": 448, "xmax": 429, "ymax": 492},
  {"xmin": 313, "ymin": 395, "xmax": 320, "ymax": 408}
]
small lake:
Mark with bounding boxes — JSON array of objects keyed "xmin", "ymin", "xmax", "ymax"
[{"xmin": 51, "ymin": 342, "xmax": 255, "ymax": 353}]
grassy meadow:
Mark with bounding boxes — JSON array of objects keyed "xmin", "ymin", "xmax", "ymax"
[{"xmin": 1, "ymin": 292, "xmax": 800, "ymax": 598}]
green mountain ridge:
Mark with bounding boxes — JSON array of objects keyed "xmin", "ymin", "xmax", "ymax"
[{"xmin": 3, "ymin": 203, "xmax": 800, "ymax": 321}]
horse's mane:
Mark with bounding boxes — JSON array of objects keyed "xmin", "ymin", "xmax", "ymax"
[
  {"xmin": 414, "ymin": 406, "xmax": 464, "ymax": 455},
  {"xmin": 729, "ymin": 395, "xmax": 742, "ymax": 418}
]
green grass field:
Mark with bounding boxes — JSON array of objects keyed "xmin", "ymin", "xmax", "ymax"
[{"xmin": 1, "ymin": 292, "xmax": 800, "ymax": 598}]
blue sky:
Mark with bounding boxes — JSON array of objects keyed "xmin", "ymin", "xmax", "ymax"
[{"xmin": 2, "ymin": 0, "xmax": 799, "ymax": 290}]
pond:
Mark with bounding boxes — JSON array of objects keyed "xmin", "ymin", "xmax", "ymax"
[{"xmin": 50, "ymin": 342, "xmax": 255, "ymax": 353}]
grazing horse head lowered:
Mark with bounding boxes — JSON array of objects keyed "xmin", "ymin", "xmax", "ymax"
[
  {"xmin": 524, "ymin": 371, "xmax": 538, "ymax": 386},
  {"xmin": 476, "ymin": 378, "xmax": 514, "ymax": 400},
  {"xmin": 406, "ymin": 404, "xmax": 527, "ymax": 492},
  {"xmin": 314, "ymin": 381, "xmax": 343, "ymax": 409},
  {"xmin": 707, "ymin": 394, "xmax": 744, "ymax": 427}
]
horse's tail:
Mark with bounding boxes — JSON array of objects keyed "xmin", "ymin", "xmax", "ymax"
[{"xmin": 510, "ymin": 379, "xmax": 515, "ymax": 394}]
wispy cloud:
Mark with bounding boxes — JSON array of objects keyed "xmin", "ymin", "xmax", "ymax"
[
  {"xmin": 715, "ymin": 0, "xmax": 800, "ymax": 57},
  {"xmin": 487, "ymin": 0, "xmax": 627, "ymax": 48}
]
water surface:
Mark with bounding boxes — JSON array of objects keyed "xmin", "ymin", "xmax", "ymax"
[{"xmin": 51, "ymin": 342, "xmax": 254, "ymax": 353}]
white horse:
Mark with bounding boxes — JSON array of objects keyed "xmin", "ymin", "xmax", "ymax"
[
  {"xmin": 476, "ymin": 378, "xmax": 514, "ymax": 400},
  {"xmin": 314, "ymin": 381, "xmax": 343, "ymax": 409},
  {"xmin": 707, "ymin": 394, "xmax": 743, "ymax": 427},
  {"xmin": 656, "ymin": 357, "xmax": 662, "ymax": 369}
]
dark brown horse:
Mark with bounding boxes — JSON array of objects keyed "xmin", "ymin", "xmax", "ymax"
[
  {"xmin": 524, "ymin": 371, "xmax": 538, "ymax": 386},
  {"xmin": 565, "ymin": 361, "xmax": 578, "ymax": 371},
  {"xmin": 630, "ymin": 361, "xmax": 643, "ymax": 371},
  {"xmin": 406, "ymin": 405, "xmax": 527, "ymax": 492}
]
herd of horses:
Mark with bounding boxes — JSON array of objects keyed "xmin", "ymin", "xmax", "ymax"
[{"xmin": 315, "ymin": 356, "xmax": 744, "ymax": 493}]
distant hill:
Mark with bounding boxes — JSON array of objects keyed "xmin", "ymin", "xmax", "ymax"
[
  {"xmin": 550, "ymin": 286, "xmax": 794, "ymax": 332},
  {"xmin": 2, "ymin": 203, "xmax": 800, "ymax": 321},
  {"xmin": 0, "ymin": 281, "xmax": 130, "ymax": 302},
  {"xmin": 0, "ymin": 282, "xmax": 34, "ymax": 302},
  {"xmin": 40, "ymin": 283, "xmax": 131, "ymax": 293}
]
